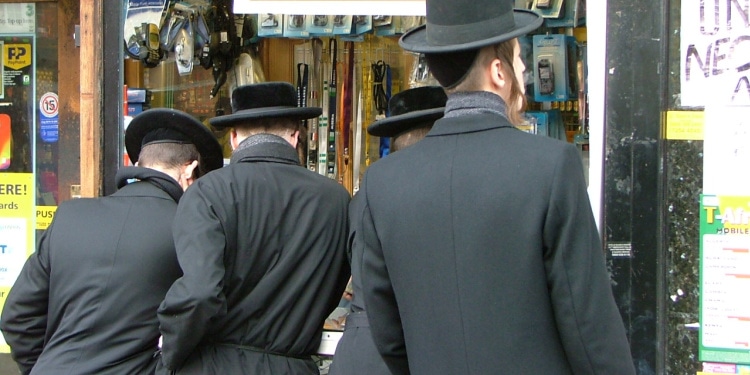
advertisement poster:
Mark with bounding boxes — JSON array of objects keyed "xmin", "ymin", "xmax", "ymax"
[
  {"xmin": 680, "ymin": 0, "xmax": 750, "ymax": 107},
  {"xmin": 0, "ymin": 173, "xmax": 34, "ymax": 352},
  {"xmin": 0, "ymin": 40, "xmax": 4, "ymax": 100},
  {"xmin": 2, "ymin": 36, "xmax": 33, "ymax": 89},
  {"xmin": 699, "ymin": 195, "xmax": 750, "ymax": 365},
  {"xmin": 0, "ymin": 4, "xmax": 34, "ymax": 34}
]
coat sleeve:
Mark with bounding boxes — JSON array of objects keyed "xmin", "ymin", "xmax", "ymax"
[
  {"xmin": 359, "ymin": 178, "xmax": 410, "ymax": 375},
  {"xmin": 542, "ymin": 145, "xmax": 636, "ymax": 374},
  {"xmin": 0, "ymin": 225, "xmax": 54, "ymax": 375},
  {"xmin": 157, "ymin": 183, "xmax": 228, "ymax": 371}
]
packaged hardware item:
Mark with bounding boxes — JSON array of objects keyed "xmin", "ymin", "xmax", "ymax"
[{"xmin": 532, "ymin": 34, "xmax": 577, "ymax": 102}]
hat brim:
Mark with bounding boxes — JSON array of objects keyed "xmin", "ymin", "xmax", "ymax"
[
  {"xmin": 367, "ymin": 107, "xmax": 445, "ymax": 137},
  {"xmin": 400, "ymin": 9, "xmax": 543, "ymax": 53},
  {"xmin": 209, "ymin": 106, "xmax": 322, "ymax": 129},
  {"xmin": 126, "ymin": 108, "xmax": 224, "ymax": 172}
]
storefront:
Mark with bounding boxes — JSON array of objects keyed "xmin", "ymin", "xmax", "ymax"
[{"xmin": 1, "ymin": 0, "xmax": 747, "ymax": 373}]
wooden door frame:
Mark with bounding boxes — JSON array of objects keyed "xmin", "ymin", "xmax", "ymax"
[{"xmin": 79, "ymin": 0, "xmax": 104, "ymax": 197}]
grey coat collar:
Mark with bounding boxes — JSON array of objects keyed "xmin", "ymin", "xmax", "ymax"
[
  {"xmin": 229, "ymin": 133, "xmax": 301, "ymax": 166},
  {"xmin": 428, "ymin": 112, "xmax": 517, "ymax": 137}
]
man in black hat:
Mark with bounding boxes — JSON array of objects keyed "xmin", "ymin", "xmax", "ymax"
[
  {"xmin": 357, "ymin": 2, "xmax": 636, "ymax": 374},
  {"xmin": 155, "ymin": 82, "xmax": 351, "ymax": 375},
  {"xmin": 0, "ymin": 108, "xmax": 223, "ymax": 375},
  {"xmin": 329, "ymin": 86, "xmax": 447, "ymax": 375}
]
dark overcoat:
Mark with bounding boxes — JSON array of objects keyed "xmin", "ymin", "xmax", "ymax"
[
  {"xmin": 0, "ymin": 168, "xmax": 184, "ymax": 375},
  {"xmin": 156, "ymin": 138, "xmax": 350, "ymax": 375},
  {"xmin": 329, "ymin": 193, "xmax": 391, "ymax": 375},
  {"xmin": 359, "ymin": 112, "xmax": 636, "ymax": 374}
]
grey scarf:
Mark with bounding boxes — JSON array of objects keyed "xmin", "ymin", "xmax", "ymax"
[{"xmin": 444, "ymin": 91, "xmax": 508, "ymax": 119}]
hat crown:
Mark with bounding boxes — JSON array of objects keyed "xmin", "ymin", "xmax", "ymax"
[
  {"xmin": 389, "ymin": 86, "xmax": 447, "ymax": 117},
  {"xmin": 231, "ymin": 82, "xmax": 297, "ymax": 113},
  {"xmin": 125, "ymin": 108, "xmax": 224, "ymax": 172},
  {"xmin": 210, "ymin": 82, "xmax": 322, "ymax": 129},
  {"xmin": 425, "ymin": 0, "xmax": 516, "ymax": 47},
  {"xmin": 399, "ymin": 1, "xmax": 542, "ymax": 54}
]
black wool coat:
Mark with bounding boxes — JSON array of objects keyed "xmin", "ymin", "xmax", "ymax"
[
  {"xmin": 329, "ymin": 193, "xmax": 391, "ymax": 375},
  {"xmin": 156, "ymin": 139, "xmax": 351, "ymax": 375},
  {"xmin": 358, "ymin": 112, "xmax": 637, "ymax": 374},
  {"xmin": 0, "ymin": 168, "xmax": 184, "ymax": 375}
]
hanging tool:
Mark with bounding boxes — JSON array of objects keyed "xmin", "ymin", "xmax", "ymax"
[
  {"xmin": 339, "ymin": 41, "xmax": 355, "ymax": 191},
  {"xmin": 371, "ymin": 60, "xmax": 390, "ymax": 157},
  {"xmin": 297, "ymin": 62, "xmax": 310, "ymax": 166},
  {"xmin": 202, "ymin": 0, "xmax": 238, "ymax": 99},
  {"xmin": 316, "ymin": 40, "xmax": 328, "ymax": 175},
  {"xmin": 353, "ymin": 78, "xmax": 363, "ymax": 193},
  {"xmin": 309, "ymin": 38, "xmax": 323, "ymax": 173},
  {"xmin": 327, "ymin": 38, "xmax": 338, "ymax": 179}
]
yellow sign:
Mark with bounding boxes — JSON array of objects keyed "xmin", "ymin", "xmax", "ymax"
[
  {"xmin": 0, "ymin": 173, "xmax": 34, "ymax": 353},
  {"xmin": 3, "ymin": 43, "xmax": 32, "ymax": 70},
  {"xmin": 666, "ymin": 110, "xmax": 704, "ymax": 140},
  {"xmin": 36, "ymin": 206, "xmax": 56, "ymax": 230}
]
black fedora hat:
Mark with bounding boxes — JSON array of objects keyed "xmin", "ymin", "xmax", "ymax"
[
  {"xmin": 367, "ymin": 86, "xmax": 447, "ymax": 137},
  {"xmin": 126, "ymin": 108, "xmax": 224, "ymax": 172},
  {"xmin": 400, "ymin": 0, "xmax": 542, "ymax": 53},
  {"xmin": 210, "ymin": 82, "xmax": 322, "ymax": 129}
]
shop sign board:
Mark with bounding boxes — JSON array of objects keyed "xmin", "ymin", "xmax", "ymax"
[
  {"xmin": 680, "ymin": 0, "xmax": 750, "ymax": 107},
  {"xmin": 234, "ymin": 0, "xmax": 426, "ymax": 16}
]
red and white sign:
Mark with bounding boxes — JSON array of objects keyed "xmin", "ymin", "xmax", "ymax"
[{"xmin": 39, "ymin": 92, "xmax": 59, "ymax": 118}]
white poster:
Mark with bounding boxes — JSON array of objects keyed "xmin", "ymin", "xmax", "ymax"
[
  {"xmin": 680, "ymin": 0, "xmax": 750, "ymax": 107},
  {"xmin": 0, "ymin": 218, "xmax": 27, "ymax": 286},
  {"xmin": 703, "ymin": 104, "xmax": 750, "ymax": 195},
  {"xmin": 0, "ymin": 4, "xmax": 35, "ymax": 34}
]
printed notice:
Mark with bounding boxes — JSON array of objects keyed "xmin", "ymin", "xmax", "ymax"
[
  {"xmin": 700, "ymin": 195, "xmax": 750, "ymax": 365},
  {"xmin": 666, "ymin": 110, "xmax": 704, "ymax": 141},
  {"xmin": 0, "ymin": 173, "xmax": 34, "ymax": 353},
  {"xmin": 681, "ymin": 0, "xmax": 750, "ymax": 107}
]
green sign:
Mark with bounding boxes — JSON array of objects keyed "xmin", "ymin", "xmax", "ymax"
[{"xmin": 699, "ymin": 195, "xmax": 750, "ymax": 365}]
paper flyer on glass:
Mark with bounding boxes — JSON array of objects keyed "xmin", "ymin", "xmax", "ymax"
[
  {"xmin": 0, "ymin": 173, "xmax": 35, "ymax": 352},
  {"xmin": 699, "ymin": 195, "xmax": 750, "ymax": 365},
  {"xmin": 680, "ymin": 0, "xmax": 750, "ymax": 107}
]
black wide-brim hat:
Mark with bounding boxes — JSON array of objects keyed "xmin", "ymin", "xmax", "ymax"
[
  {"xmin": 126, "ymin": 108, "xmax": 224, "ymax": 172},
  {"xmin": 210, "ymin": 82, "xmax": 322, "ymax": 129},
  {"xmin": 400, "ymin": 0, "xmax": 543, "ymax": 53},
  {"xmin": 367, "ymin": 86, "xmax": 447, "ymax": 137}
]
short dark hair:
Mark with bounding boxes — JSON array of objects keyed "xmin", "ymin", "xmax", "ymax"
[
  {"xmin": 235, "ymin": 117, "xmax": 300, "ymax": 138},
  {"xmin": 138, "ymin": 142, "xmax": 203, "ymax": 177}
]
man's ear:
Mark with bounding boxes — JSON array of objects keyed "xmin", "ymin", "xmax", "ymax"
[
  {"xmin": 489, "ymin": 58, "xmax": 508, "ymax": 91},
  {"xmin": 230, "ymin": 128, "xmax": 239, "ymax": 150},
  {"xmin": 288, "ymin": 129, "xmax": 301, "ymax": 149},
  {"xmin": 183, "ymin": 160, "xmax": 199, "ymax": 180}
]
